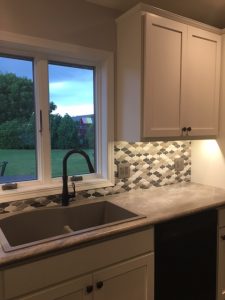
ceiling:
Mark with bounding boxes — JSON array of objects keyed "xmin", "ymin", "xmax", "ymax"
[{"xmin": 86, "ymin": 0, "xmax": 225, "ymax": 28}]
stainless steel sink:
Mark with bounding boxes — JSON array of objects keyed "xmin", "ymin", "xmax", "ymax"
[{"xmin": 0, "ymin": 201, "xmax": 144, "ymax": 252}]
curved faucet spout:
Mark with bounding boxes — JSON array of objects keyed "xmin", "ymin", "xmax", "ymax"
[{"xmin": 62, "ymin": 149, "xmax": 95, "ymax": 206}]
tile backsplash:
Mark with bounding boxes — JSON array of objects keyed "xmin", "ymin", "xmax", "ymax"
[
  {"xmin": 0, "ymin": 141, "xmax": 191, "ymax": 214},
  {"xmin": 83, "ymin": 140, "xmax": 191, "ymax": 197},
  {"xmin": 116, "ymin": 140, "xmax": 191, "ymax": 187}
]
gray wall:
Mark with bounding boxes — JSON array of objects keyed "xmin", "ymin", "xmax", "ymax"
[{"xmin": 0, "ymin": 0, "xmax": 119, "ymax": 51}]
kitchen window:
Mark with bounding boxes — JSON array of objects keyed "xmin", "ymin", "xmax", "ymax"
[{"xmin": 0, "ymin": 31, "xmax": 114, "ymax": 202}]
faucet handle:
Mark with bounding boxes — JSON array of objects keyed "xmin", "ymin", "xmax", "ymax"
[{"xmin": 70, "ymin": 182, "xmax": 76, "ymax": 198}]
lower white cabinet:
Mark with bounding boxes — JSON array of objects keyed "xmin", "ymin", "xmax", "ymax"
[
  {"xmin": 18, "ymin": 254, "xmax": 153, "ymax": 300},
  {"xmin": 0, "ymin": 228, "xmax": 154, "ymax": 300},
  {"xmin": 218, "ymin": 209, "xmax": 225, "ymax": 300},
  {"xmin": 218, "ymin": 227, "xmax": 225, "ymax": 300}
]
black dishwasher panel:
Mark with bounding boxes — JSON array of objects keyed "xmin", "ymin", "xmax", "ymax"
[{"xmin": 155, "ymin": 209, "xmax": 217, "ymax": 300}]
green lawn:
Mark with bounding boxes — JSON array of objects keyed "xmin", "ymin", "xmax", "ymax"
[{"xmin": 0, "ymin": 149, "xmax": 95, "ymax": 178}]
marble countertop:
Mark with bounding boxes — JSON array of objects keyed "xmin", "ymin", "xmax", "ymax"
[{"xmin": 1, "ymin": 181, "xmax": 225, "ymax": 267}]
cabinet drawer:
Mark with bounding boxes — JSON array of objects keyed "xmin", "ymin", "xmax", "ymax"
[{"xmin": 3, "ymin": 227, "xmax": 153, "ymax": 299}]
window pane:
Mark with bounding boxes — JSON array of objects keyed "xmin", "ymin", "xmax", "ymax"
[
  {"xmin": 48, "ymin": 62, "xmax": 95, "ymax": 177},
  {"xmin": 0, "ymin": 55, "xmax": 37, "ymax": 183}
]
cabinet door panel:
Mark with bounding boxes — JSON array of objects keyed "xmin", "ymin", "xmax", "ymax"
[
  {"xmin": 182, "ymin": 26, "xmax": 221, "ymax": 136},
  {"xmin": 143, "ymin": 14, "xmax": 187, "ymax": 137},
  {"xmin": 93, "ymin": 253, "xmax": 154, "ymax": 300},
  {"xmin": 17, "ymin": 274, "xmax": 92, "ymax": 300}
]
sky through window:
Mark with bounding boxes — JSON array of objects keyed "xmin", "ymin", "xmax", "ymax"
[{"xmin": 0, "ymin": 56, "xmax": 94, "ymax": 117}]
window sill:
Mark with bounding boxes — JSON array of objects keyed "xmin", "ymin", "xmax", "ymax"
[{"xmin": 0, "ymin": 178, "xmax": 114, "ymax": 204}]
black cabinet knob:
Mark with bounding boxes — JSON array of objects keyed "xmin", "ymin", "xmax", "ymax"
[
  {"xmin": 86, "ymin": 285, "xmax": 93, "ymax": 294},
  {"xmin": 96, "ymin": 281, "xmax": 104, "ymax": 289},
  {"xmin": 187, "ymin": 126, "xmax": 192, "ymax": 132},
  {"xmin": 182, "ymin": 127, "xmax": 187, "ymax": 132}
]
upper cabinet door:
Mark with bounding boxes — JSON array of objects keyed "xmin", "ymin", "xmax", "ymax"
[
  {"xmin": 181, "ymin": 26, "xmax": 221, "ymax": 136},
  {"xmin": 143, "ymin": 14, "xmax": 187, "ymax": 138}
]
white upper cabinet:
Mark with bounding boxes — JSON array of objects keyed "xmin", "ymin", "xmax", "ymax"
[{"xmin": 116, "ymin": 9, "xmax": 221, "ymax": 141}]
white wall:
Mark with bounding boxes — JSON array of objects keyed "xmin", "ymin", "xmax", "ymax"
[
  {"xmin": 191, "ymin": 140, "xmax": 225, "ymax": 187},
  {"xmin": 0, "ymin": 0, "xmax": 119, "ymax": 51},
  {"xmin": 192, "ymin": 34, "xmax": 225, "ymax": 188}
]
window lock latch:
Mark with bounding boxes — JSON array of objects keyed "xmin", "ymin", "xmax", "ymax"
[
  {"xmin": 2, "ymin": 182, "xmax": 18, "ymax": 191},
  {"xmin": 70, "ymin": 175, "xmax": 83, "ymax": 182}
]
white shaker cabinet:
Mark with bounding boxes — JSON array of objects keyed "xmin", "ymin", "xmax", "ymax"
[
  {"xmin": 17, "ymin": 254, "xmax": 153, "ymax": 300},
  {"xmin": 0, "ymin": 228, "xmax": 154, "ymax": 300},
  {"xmin": 116, "ymin": 9, "xmax": 221, "ymax": 141}
]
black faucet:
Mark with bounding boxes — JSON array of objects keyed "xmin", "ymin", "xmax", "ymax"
[{"xmin": 62, "ymin": 149, "xmax": 95, "ymax": 206}]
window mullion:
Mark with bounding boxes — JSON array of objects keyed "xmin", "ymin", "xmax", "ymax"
[{"xmin": 34, "ymin": 58, "xmax": 51, "ymax": 184}]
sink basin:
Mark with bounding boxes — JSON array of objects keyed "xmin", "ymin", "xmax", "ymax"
[{"xmin": 0, "ymin": 201, "xmax": 144, "ymax": 252}]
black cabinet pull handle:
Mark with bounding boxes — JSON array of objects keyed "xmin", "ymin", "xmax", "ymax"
[
  {"xmin": 86, "ymin": 285, "xmax": 93, "ymax": 294},
  {"xmin": 96, "ymin": 281, "xmax": 104, "ymax": 289},
  {"xmin": 182, "ymin": 127, "xmax": 187, "ymax": 136}
]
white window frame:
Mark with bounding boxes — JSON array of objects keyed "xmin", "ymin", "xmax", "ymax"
[{"xmin": 0, "ymin": 30, "xmax": 114, "ymax": 202}]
